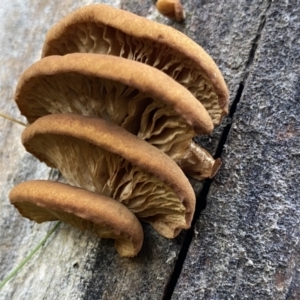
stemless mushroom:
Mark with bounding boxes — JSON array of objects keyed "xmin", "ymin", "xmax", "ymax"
[
  {"xmin": 15, "ymin": 53, "xmax": 219, "ymax": 180},
  {"xmin": 9, "ymin": 180, "xmax": 144, "ymax": 257},
  {"xmin": 41, "ymin": 4, "xmax": 229, "ymax": 125},
  {"xmin": 21, "ymin": 113, "xmax": 196, "ymax": 238}
]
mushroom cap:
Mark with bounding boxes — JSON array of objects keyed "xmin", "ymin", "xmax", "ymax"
[
  {"xmin": 9, "ymin": 180, "xmax": 144, "ymax": 257},
  {"xmin": 21, "ymin": 113, "xmax": 196, "ymax": 238},
  {"xmin": 15, "ymin": 53, "xmax": 213, "ymax": 136},
  {"xmin": 15, "ymin": 53, "xmax": 218, "ymax": 181},
  {"xmin": 41, "ymin": 4, "xmax": 229, "ymax": 124}
]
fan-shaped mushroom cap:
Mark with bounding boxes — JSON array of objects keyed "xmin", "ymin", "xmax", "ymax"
[
  {"xmin": 15, "ymin": 53, "xmax": 219, "ymax": 180},
  {"xmin": 41, "ymin": 4, "xmax": 229, "ymax": 124},
  {"xmin": 9, "ymin": 180, "xmax": 143, "ymax": 257},
  {"xmin": 15, "ymin": 53, "xmax": 213, "ymax": 135},
  {"xmin": 21, "ymin": 113, "xmax": 196, "ymax": 238}
]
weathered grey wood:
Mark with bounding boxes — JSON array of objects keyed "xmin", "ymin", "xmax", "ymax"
[
  {"xmin": 0, "ymin": 0, "xmax": 272, "ymax": 299},
  {"xmin": 173, "ymin": 1, "xmax": 300, "ymax": 299},
  {"xmin": 0, "ymin": 0, "xmax": 120, "ymax": 121},
  {"xmin": 0, "ymin": 119, "xmax": 51, "ymax": 296}
]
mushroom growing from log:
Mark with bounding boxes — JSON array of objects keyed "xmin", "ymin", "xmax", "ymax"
[
  {"xmin": 9, "ymin": 180, "xmax": 144, "ymax": 257},
  {"xmin": 15, "ymin": 53, "xmax": 220, "ymax": 180},
  {"xmin": 41, "ymin": 4, "xmax": 229, "ymax": 125},
  {"xmin": 21, "ymin": 113, "xmax": 196, "ymax": 238},
  {"xmin": 9, "ymin": 4, "xmax": 229, "ymax": 256}
]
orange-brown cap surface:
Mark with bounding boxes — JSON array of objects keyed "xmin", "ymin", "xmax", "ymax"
[
  {"xmin": 21, "ymin": 114, "xmax": 196, "ymax": 238},
  {"xmin": 9, "ymin": 180, "xmax": 144, "ymax": 257},
  {"xmin": 15, "ymin": 53, "xmax": 213, "ymax": 135},
  {"xmin": 41, "ymin": 4, "xmax": 229, "ymax": 124},
  {"xmin": 15, "ymin": 53, "xmax": 220, "ymax": 181}
]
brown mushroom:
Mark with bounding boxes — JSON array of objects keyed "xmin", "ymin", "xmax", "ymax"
[
  {"xmin": 21, "ymin": 113, "xmax": 196, "ymax": 238},
  {"xmin": 9, "ymin": 180, "xmax": 144, "ymax": 257},
  {"xmin": 41, "ymin": 4, "xmax": 229, "ymax": 125},
  {"xmin": 156, "ymin": 0, "xmax": 185, "ymax": 22},
  {"xmin": 15, "ymin": 53, "xmax": 219, "ymax": 180}
]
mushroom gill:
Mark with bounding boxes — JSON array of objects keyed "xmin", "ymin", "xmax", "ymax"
[
  {"xmin": 41, "ymin": 4, "xmax": 229, "ymax": 125},
  {"xmin": 15, "ymin": 53, "xmax": 219, "ymax": 180},
  {"xmin": 9, "ymin": 180, "xmax": 144, "ymax": 257},
  {"xmin": 21, "ymin": 113, "xmax": 196, "ymax": 238}
]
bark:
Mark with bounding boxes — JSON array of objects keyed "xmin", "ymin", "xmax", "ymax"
[{"xmin": 174, "ymin": 1, "xmax": 300, "ymax": 299}]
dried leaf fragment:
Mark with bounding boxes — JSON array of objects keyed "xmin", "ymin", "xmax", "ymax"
[{"xmin": 156, "ymin": 0, "xmax": 185, "ymax": 22}]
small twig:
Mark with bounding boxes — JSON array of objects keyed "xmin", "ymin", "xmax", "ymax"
[
  {"xmin": 0, "ymin": 112, "xmax": 27, "ymax": 127},
  {"xmin": 0, "ymin": 221, "xmax": 61, "ymax": 290}
]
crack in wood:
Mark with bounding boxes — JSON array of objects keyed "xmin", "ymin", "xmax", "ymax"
[
  {"xmin": 243, "ymin": 0, "xmax": 272, "ymax": 80},
  {"xmin": 162, "ymin": 2, "xmax": 273, "ymax": 299}
]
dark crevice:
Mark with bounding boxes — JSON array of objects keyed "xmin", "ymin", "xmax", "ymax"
[
  {"xmin": 162, "ymin": 2, "xmax": 272, "ymax": 299},
  {"xmin": 243, "ymin": 0, "xmax": 272, "ymax": 78},
  {"xmin": 214, "ymin": 82, "xmax": 244, "ymax": 158},
  {"xmin": 162, "ymin": 179, "xmax": 212, "ymax": 300}
]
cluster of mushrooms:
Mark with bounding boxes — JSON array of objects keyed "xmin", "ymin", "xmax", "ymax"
[{"xmin": 9, "ymin": 4, "xmax": 228, "ymax": 257}]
